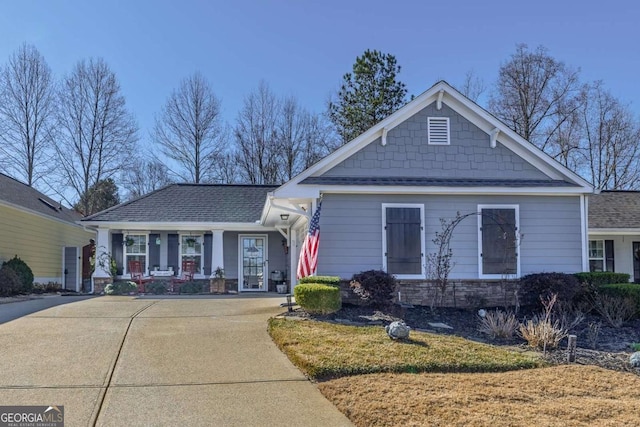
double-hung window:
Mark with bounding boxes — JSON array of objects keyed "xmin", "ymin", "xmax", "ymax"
[
  {"xmin": 478, "ymin": 205, "xmax": 519, "ymax": 278},
  {"xmin": 125, "ymin": 234, "xmax": 147, "ymax": 273},
  {"xmin": 181, "ymin": 234, "xmax": 203, "ymax": 274},
  {"xmin": 382, "ymin": 204, "xmax": 425, "ymax": 278},
  {"xmin": 589, "ymin": 240, "xmax": 614, "ymax": 272}
]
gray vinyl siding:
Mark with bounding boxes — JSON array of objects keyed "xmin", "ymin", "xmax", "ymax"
[
  {"xmin": 322, "ymin": 102, "xmax": 549, "ymax": 180},
  {"xmin": 222, "ymin": 231, "xmax": 288, "ymax": 280},
  {"xmin": 318, "ymin": 193, "xmax": 582, "ymax": 279}
]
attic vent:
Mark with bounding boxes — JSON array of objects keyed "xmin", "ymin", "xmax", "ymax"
[
  {"xmin": 39, "ymin": 197, "xmax": 60, "ymax": 212},
  {"xmin": 428, "ymin": 117, "xmax": 450, "ymax": 145}
]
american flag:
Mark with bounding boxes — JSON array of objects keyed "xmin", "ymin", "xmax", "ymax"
[{"xmin": 297, "ymin": 201, "xmax": 322, "ymax": 279}]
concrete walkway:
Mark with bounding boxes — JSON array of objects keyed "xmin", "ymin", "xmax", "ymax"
[
  {"xmin": 0, "ymin": 295, "xmax": 95, "ymax": 324},
  {"xmin": 0, "ymin": 295, "xmax": 352, "ymax": 426}
]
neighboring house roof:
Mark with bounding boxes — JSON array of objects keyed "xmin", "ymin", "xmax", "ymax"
[
  {"xmin": 82, "ymin": 183, "xmax": 278, "ymax": 223},
  {"xmin": 589, "ymin": 191, "xmax": 640, "ymax": 230},
  {"xmin": 300, "ymin": 177, "xmax": 580, "ymax": 187},
  {"xmin": 0, "ymin": 172, "xmax": 83, "ymax": 224}
]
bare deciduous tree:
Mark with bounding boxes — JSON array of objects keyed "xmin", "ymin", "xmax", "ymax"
[
  {"xmin": 234, "ymin": 81, "xmax": 281, "ymax": 184},
  {"xmin": 153, "ymin": 72, "xmax": 226, "ymax": 184},
  {"xmin": 0, "ymin": 43, "xmax": 56, "ymax": 187},
  {"xmin": 459, "ymin": 70, "xmax": 486, "ymax": 102},
  {"xmin": 234, "ymin": 81, "xmax": 336, "ymax": 184},
  {"xmin": 489, "ymin": 44, "xmax": 584, "ymax": 156},
  {"xmin": 55, "ymin": 58, "xmax": 138, "ymax": 215},
  {"xmin": 121, "ymin": 158, "xmax": 173, "ymax": 200},
  {"xmin": 581, "ymin": 81, "xmax": 640, "ymax": 190}
]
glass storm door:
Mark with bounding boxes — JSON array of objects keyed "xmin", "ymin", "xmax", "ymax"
[{"xmin": 240, "ymin": 236, "xmax": 267, "ymax": 291}]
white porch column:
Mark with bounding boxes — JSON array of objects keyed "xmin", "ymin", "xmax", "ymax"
[{"xmin": 210, "ymin": 230, "xmax": 224, "ymax": 278}]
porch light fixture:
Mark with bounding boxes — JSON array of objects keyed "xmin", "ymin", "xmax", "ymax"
[
  {"xmin": 280, "ymin": 214, "xmax": 290, "ymax": 221},
  {"xmin": 155, "ymin": 237, "xmax": 161, "ymax": 245}
]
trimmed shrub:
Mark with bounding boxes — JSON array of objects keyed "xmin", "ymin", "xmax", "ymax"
[
  {"xmin": 574, "ymin": 272, "xmax": 630, "ymax": 287},
  {"xmin": 591, "ymin": 294, "xmax": 637, "ymax": 327},
  {"xmin": 298, "ymin": 275, "xmax": 341, "ymax": 287},
  {"xmin": 2, "ymin": 255, "xmax": 34, "ymax": 294},
  {"xmin": 599, "ymin": 283, "xmax": 640, "ymax": 318},
  {"xmin": 294, "ymin": 283, "xmax": 341, "ymax": 314},
  {"xmin": 146, "ymin": 281, "xmax": 168, "ymax": 295},
  {"xmin": 519, "ymin": 273, "xmax": 583, "ymax": 307},
  {"xmin": 179, "ymin": 281, "xmax": 206, "ymax": 294},
  {"xmin": 104, "ymin": 281, "xmax": 137, "ymax": 295},
  {"xmin": 350, "ymin": 270, "xmax": 397, "ymax": 307},
  {"xmin": 0, "ymin": 265, "xmax": 21, "ymax": 296}
]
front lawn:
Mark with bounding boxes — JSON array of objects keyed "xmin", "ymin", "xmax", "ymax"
[
  {"xmin": 268, "ymin": 318, "xmax": 543, "ymax": 380},
  {"xmin": 269, "ymin": 318, "xmax": 640, "ymax": 426}
]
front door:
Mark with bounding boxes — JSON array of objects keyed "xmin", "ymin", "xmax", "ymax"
[
  {"xmin": 633, "ymin": 242, "xmax": 640, "ymax": 283},
  {"xmin": 239, "ymin": 236, "xmax": 268, "ymax": 292}
]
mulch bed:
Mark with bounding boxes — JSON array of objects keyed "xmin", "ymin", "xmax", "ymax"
[{"xmin": 286, "ymin": 303, "xmax": 640, "ymax": 375}]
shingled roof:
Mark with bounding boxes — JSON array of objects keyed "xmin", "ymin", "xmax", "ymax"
[
  {"xmin": 300, "ymin": 176, "xmax": 579, "ymax": 187},
  {"xmin": 0, "ymin": 172, "xmax": 83, "ymax": 223},
  {"xmin": 82, "ymin": 183, "xmax": 278, "ymax": 223},
  {"xmin": 589, "ymin": 191, "xmax": 640, "ymax": 229}
]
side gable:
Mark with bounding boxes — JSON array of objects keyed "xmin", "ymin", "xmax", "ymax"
[
  {"xmin": 321, "ymin": 102, "xmax": 549, "ymax": 180},
  {"xmin": 271, "ymin": 81, "xmax": 593, "ymax": 199}
]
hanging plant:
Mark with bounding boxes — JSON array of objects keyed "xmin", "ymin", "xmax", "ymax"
[{"xmin": 125, "ymin": 236, "xmax": 134, "ymax": 247}]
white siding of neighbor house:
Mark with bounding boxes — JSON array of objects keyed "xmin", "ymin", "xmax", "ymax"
[
  {"xmin": 318, "ymin": 193, "xmax": 582, "ymax": 279},
  {"xmin": 588, "ymin": 234, "xmax": 639, "ymax": 282}
]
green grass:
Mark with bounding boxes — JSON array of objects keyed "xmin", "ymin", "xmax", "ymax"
[{"xmin": 268, "ymin": 318, "xmax": 545, "ymax": 380}]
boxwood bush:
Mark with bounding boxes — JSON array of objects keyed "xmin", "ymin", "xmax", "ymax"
[
  {"xmin": 179, "ymin": 281, "xmax": 207, "ymax": 294},
  {"xmin": 298, "ymin": 276, "xmax": 341, "ymax": 287},
  {"xmin": 0, "ymin": 265, "xmax": 21, "ymax": 296},
  {"xmin": 146, "ymin": 281, "xmax": 168, "ymax": 295},
  {"xmin": 519, "ymin": 273, "xmax": 583, "ymax": 307},
  {"xmin": 2, "ymin": 255, "xmax": 34, "ymax": 294},
  {"xmin": 105, "ymin": 281, "xmax": 138, "ymax": 295},
  {"xmin": 574, "ymin": 272, "xmax": 630, "ymax": 287},
  {"xmin": 294, "ymin": 283, "xmax": 341, "ymax": 314}
]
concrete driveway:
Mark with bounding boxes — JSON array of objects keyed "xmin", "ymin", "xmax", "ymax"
[{"xmin": 0, "ymin": 295, "xmax": 352, "ymax": 426}]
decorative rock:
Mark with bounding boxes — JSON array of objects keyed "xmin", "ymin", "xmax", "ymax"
[
  {"xmin": 630, "ymin": 352, "xmax": 640, "ymax": 368},
  {"xmin": 478, "ymin": 309, "xmax": 487, "ymax": 318},
  {"xmin": 385, "ymin": 321, "xmax": 411, "ymax": 340}
]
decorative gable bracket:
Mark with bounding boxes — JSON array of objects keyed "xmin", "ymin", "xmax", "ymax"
[{"xmin": 490, "ymin": 128, "xmax": 500, "ymax": 149}]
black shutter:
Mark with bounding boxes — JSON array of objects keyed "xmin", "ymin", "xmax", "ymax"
[
  {"xmin": 204, "ymin": 233, "xmax": 213, "ymax": 276},
  {"xmin": 481, "ymin": 209, "xmax": 517, "ymax": 275},
  {"xmin": 149, "ymin": 234, "xmax": 161, "ymax": 273},
  {"xmin": 605, "ymin": 240, "xmax": 615, "ymax": 272},
  {"xmin": 167, "ymin": 234, "xmax": 179, "ymax": 276},
  {"xmin": 111, "ymin": 233, "xmax": 124, "ymax": 275},
  {"xmin": 386, "ymin": 207, "xmax": 422, "ymax": 274}
]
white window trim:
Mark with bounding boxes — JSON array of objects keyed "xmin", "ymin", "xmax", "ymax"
[
  {"xmin": 123, "ymin": 233, "xmax": 149, "ymax": 275},
  {"xmin": 381, "ymin": 203, "xmax": 426, "ymax": 279},
  {"xmin": 477, "ymin": 204, "xmax": 521, "ymax": 279},
  {"xmin": 179, "ymin": 233, "xmax": 205, "ymax": 277},
  {"xmin": 427, "ymin": 116, "xmax": 450, "ymax": 145},
  {"xmin": 588, "ymin": 240, "xmax": 605, "ymax": 272}
]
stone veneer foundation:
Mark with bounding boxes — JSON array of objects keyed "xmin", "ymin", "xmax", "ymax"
[{"xmin": 338, "ymin": 279, "xmax": 520, "ymax": 308}]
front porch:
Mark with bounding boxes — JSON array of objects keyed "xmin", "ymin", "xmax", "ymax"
[{"xmin": 92, "ymin": 228, "xmax": 290, "ymax": 294}]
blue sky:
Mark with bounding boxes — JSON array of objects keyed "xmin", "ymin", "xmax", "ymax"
[{"xmin": 1, "ymin": 0, "xmax": 639, "ymax": 150}]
